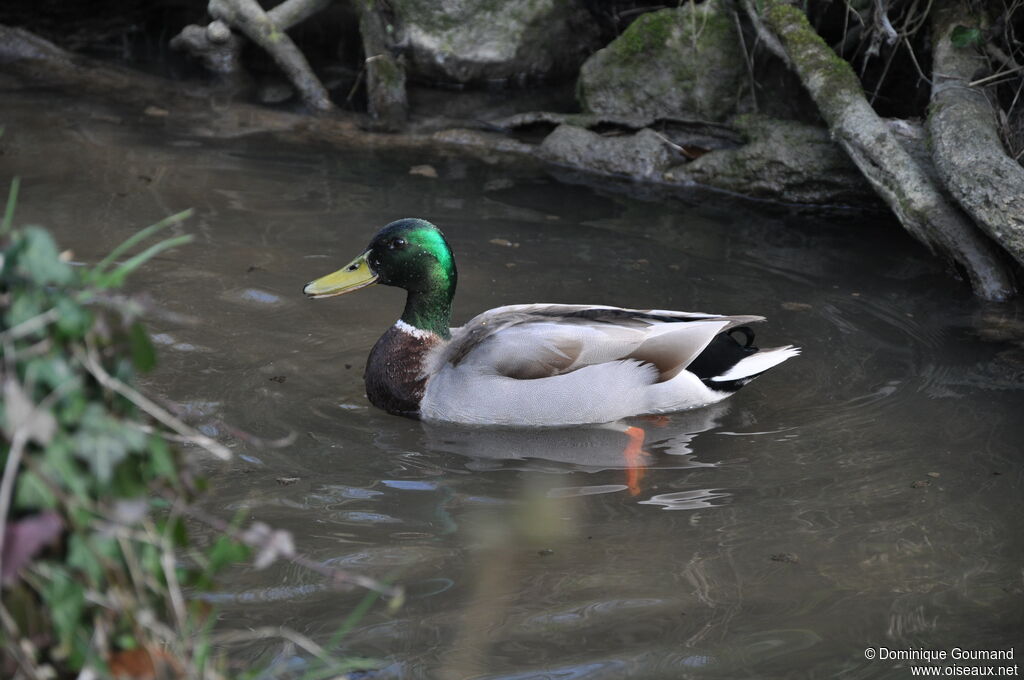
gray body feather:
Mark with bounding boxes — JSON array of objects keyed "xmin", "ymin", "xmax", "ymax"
[{"xmin": 417, "ymin": 304, "xmax": 795, "ymax": 426}]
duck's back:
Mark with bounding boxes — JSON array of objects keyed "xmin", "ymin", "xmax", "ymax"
[{"xmin": 418, "ymin": 304, "xmax": 797, "ymax": 426}]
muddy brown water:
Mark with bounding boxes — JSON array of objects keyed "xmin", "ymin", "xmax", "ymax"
[{"xmin": 3, "ymin": 83, "xmax": 1023, "ymax": 679}]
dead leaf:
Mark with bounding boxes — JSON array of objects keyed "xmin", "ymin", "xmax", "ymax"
[
  {"xmin": 679, "ymin": 145, "xmax": 710, "ymax": 159},
  {"xmin": 109, "ymin": 647, "xmax": 181, "ymax": 679},
  {"xmin": 489, "ymin": 238, "xmax": 519, "ymax": 248},
  {"xmin": 484, "ymin": 178, "xmax": 514, "ymax": 191},
  {"xmin": 409, "ymin": 164, "xmax": 438, "ymax": 178},
  {"xmin": 242, "ymin": 521, "xmax": 295, "ymax": 569},
  {"xmin": 3, "ymin": 379, "xmax": 56, "ymax": 445},
  {"xmin": 1, "ymin": 511, "xmax": 64, "ymax": 585}
]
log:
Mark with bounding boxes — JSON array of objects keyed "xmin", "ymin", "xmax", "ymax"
[
  {"xmin": 208, "ymin": 0, "xmax": 333, "ymax": 112},
  {"xmin": 746, "ymin": 0, "xmax": 1015, "ymax": 300},
  {"xmin": 928, "ymin": 0, "xmax": 1024, "ymax": 269},
  {"xmin": 171, "ymin": 0, "xmax": 332, "ymax": 95},
  {"xmin": 355, "ymin": 0, "xmax": 408, "ymax": 131}
]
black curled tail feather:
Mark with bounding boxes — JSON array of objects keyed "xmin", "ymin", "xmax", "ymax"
[{"xmin": 687, "ymin": 327, "xmax": 760, "ymax": 392}]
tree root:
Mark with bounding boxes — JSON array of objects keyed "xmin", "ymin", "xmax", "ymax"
[
  {"xmin": 169, "ymin": 21, "xmax": 249, "ymax": 91},
  {"xmin": 171, "ymin": 0, "xmax": 333, "ymax": 112},
  {"xmin": 746, "ymin": 1, "xmax": 1016, "ymax": 300},
  {"xmin": 928, "ymin": 0, "xmax": 1024, "ymax": 269},
  {"xmin": 355, "ymin": 0, "xmax": 408, "ymax": 131}
]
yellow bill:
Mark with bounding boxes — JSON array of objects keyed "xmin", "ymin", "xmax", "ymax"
[{"xmin": 303, "ymin": 251, "xmax": 378, "ymax": 299}]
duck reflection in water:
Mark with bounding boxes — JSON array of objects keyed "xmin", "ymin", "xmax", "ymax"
[{"xmin": 421, "ymin": 402, "xmax": 728, "ymax": 498}]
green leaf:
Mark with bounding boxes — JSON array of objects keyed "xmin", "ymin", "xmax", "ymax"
[
  {"xmin": 140, "ymin": 541, "xmax": 162, "ymax": 579},
  {"xmin": 112, "ymin": 457, "xmax": 147, "ymax": 497},
  {"xmin": 14, "ymin": 469, "xmax": 57, "ymax": 510},
  {"xmin": 207, "ymin": 536, "xmax": 250, "ymax": 573},
  {"xmin": 67, "ymin": 532, "xmax": 118, "ymax": 585},
  {"xmin": 71, "ymin": 404, "xmax": 147, "ymax": 484},
  {"xmin": 16, "ymin": 227, "xmax": 73, "ymax": 286},
  {"xmin": 6, "ymin": 289, "xmax": 46, "ymax": 327},
  {"xmin": 55, "ymin": 297, "xmax": 92, "ymax": 337},
  {"xmin": 58, "ymin": 391, "xmax": 87, "ymax": 427},
  {"xmin": 147, "ymin": 435, "xmax": 177, "ymax": 481},
  {"xmin": 950, "ymin": 25, "xmax": 983, "ymax": 48},
  {"xmin": 43, "ymin": 435, "xmax": 91, "ymax": 499},
  {"xmin": 24, "ymin": 354, "xmax": 78, "ymax": 393},
  {"xmin": 116, "ymin": 634, "xmax": 138, "ymax": 651},
  {"xmin": 129, "ymin": 322, "xmax": 157, "ymax": 372},
  {"xmin": 38, "ymin": 566, "xmax": 86, "ymax": 654},
  {"xmin": 166, "ymin": 515, "xmax": 188, "ymax": 548}
]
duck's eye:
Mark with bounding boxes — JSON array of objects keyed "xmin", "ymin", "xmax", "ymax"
[{"xmin": 389, "ymin": 238, "xmax": 406, "ymax": 250}]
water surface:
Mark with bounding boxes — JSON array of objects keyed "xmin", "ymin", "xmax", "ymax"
[{"xmin": 3, "ymin": 84, "xmax": 1023, "ymax": 679}]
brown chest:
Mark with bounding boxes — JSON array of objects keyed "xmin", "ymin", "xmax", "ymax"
[{"xmin": 363, "ymin": 324, "xmax": 440, "ymax": 418}]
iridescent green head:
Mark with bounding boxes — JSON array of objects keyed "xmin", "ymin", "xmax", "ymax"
[{"xmin": 303, "ymin": 218, "xmax": 458, "ymax": 337}]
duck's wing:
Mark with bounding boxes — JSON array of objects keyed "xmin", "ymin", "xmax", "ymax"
[{"xmin": 427, "ymin": 303, "xmax": 763, "ymax": 381}]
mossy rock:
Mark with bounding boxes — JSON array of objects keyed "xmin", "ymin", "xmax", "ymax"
[
  {"xmin": 389, "ymin": 0, "xmax": 600, "ymax": 84},
  {"xmin": 670, "ymin": 115, "xmax": 876, "ymax": 204},
  {"xmin": 539, "ymin": 124, "xmax": 672, "ymax": 179},
  {"xmin": 578, "ymin": 2, "xmax": 747, "ymax": 122}
]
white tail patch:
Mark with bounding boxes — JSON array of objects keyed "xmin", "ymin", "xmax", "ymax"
[{"xmin": 709, "ymin": 345, "xmax": 801, "ymax": 382}]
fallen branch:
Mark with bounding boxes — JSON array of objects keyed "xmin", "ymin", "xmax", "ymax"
[
  {"xmin": 171, "ymin": 0, "xmax": 333, "ymax": 97},
  {"xmin": 747, "ymin": 1, "xmax": 1015, "ymax": 300},
  {"xmin": 927, "ymin": 1, "xmax": 1024, "ymax": 270},
  {"xmin": 207, "ymin": 0, "xmax": 333, "ymax": 112}
]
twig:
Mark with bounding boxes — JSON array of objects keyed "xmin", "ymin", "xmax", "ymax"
[
  {"xmin": 986, "ymin": 43, "xmax": 1022, "ymax": 73},
  {"xmin": 153, "ymin": 512, "xmax": 189, "ymax": 634},
  {"xmin": 903, "ymin": 36, "xmax": 932, "ymax": 86},
  {"xmin": 969, "ymin": 64, "xmax": 1024, "ymax": 88},
  {"xmin": 732, "ymin": 8, "xmax": 759, "ymax": 112},
  {"xmin": 0, "ymin": 308, "xmax": 60, "ymax": 343},
  {"xmin": 213, "ymin": 626, "xmax": 333, "ymax": 664},
  {"xmin": 116, "ymin": 532, "xmax": 152, "ymax": 605},
  {"xmin": 0, "ymin": 431, "xmax": 29, "ymax": 582},
  {"xmin": 874, "ymin": 0, "xmax": 899, "ymax": 45},
  {"xmin": 741, "ymin": 0, "xmax": 791, "ymax": 67},
  {"xmin": 0, "ymin": 602, "xmax": 46, "ymax": 680},
  {"xmin": 76, "ymin": 339, "xmax": 231, "ymax": 460},
  {"xmin": 869, "ymin": 37, "xmax": 900, "ymax": 104},
  {"xmin": 0, "ymin": 376, "xmax": 76, "ymax": 583}
]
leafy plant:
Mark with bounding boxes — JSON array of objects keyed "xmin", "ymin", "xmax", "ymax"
[
  {"xmin": 950, "ymin": 25, "xmax": 983, "ymax": 49},
  {"xmin": 0, "ymin": 181, "xmax": 400, "ymax": 679}
]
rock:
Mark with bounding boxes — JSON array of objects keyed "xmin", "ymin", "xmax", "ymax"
[
  {"xmin": 667, "ymin": 115, "xmax": 877, "ymax": 205},
  {"xmin": 0, "ymin": 25, "xmax": 69, "ymax": 64},
  {"xmin": 389, "ymin": 0, "xmax": 600, "ymax": 85},
  {"xmin": 257, "ymin": 80, "xmax": 294, "ymax": 104},
  {"xmin": 539, "ymin": 124, "xmax": 673, "ymax": 180},
  {"xmin": 578, "ymin": 2, "xmax": 747, "ymax": 122},
  {"xmin": 535, "ymin": 116, "xmax": 875, "ymax": 206}
]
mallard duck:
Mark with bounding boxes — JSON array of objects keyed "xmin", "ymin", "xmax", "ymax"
[{"xmin": 304, "ymin": 218, "xmax": 799, "ymax": 426}]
